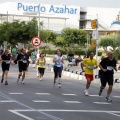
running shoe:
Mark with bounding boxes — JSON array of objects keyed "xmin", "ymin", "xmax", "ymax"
[
  {"xmin": 84, "ymin": 90, "xmax": 89, "ymax": 96},
  {"xmin": 105, "ymin": 97, "xmax": 112, "ymax": 102},
  {"xmin": 58, "ymin": 83, "xmax": 61, "ymax": 88},
  {"xmin": 98, "ymin": 91, "xmax": 102, "ymax": 96},
  {"xmin": 21, "ymin": 80, "xmax": 25, "ymax": 84},
  {"xmin": 39, "ymin": 78, "xmax": 42, "ymax": 81},
  {"xmin": 5, "ymin": 81, "xmax": 8, "ymax": 85},
  {"xmin": 1, "ymin": 78, "xmax": 4, "ymax": 83}
]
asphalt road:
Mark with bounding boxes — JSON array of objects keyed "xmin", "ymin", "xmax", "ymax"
[{"xmin": 0, "ymin": 64, "xmax": 120, "ymax": 120}]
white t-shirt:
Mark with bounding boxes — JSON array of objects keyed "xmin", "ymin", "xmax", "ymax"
[
  {"xmin": 54, "ymin": 55, "xmax": 63, "ymax": 67},
  {"xmin": 37, "ymin": 54, "xmax": 40, "ymax": 59}
]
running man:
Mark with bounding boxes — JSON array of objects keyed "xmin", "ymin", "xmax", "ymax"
[
  {"xmin": 17, "ymin": 48, "xmax": 29, "ymax": 84},
  {"xmin": 36, "ymin": 53, "xmax": 46, "ymax": 80},
  {"xmin": 98, "ymin": 51, "xmax": 117, "ymax": 102},
  {"xmin": 53, "ymin": 49, "xmax": 64, "ymax": 88},
  {"xmin": 1, "ymin": 50, "xmax": 11, "ymax": 85},
  {"xmin": 81, "ymin": 51, "xmax": 98, "ymax": 96}
]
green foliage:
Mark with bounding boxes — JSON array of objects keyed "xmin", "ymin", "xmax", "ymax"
[
  {"xmin": 61, "ymin": 28, "xmax": 87, "ymax": 47},
  {"xmin": 99, "ymin": 33, "xmax": 120, "ymax": 60},
  {"xmin": 0, "ymin": 18, "xmax": 38, "ymax": 46}
]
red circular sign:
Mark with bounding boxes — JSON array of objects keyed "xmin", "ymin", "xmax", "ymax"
[{"xmin": 31, "ymin": 36, "xmax": 42, "ymax": 46}]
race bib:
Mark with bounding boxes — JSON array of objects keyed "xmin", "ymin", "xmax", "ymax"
[
  {"xmin": 23, "ymin": 60, "xmax": 27, "ymax": 63},
  {"xmin": 107, "ymin": 66, "xmax": 113, "ymax": 71},
  {"xmin": 40, "ymin": 63, "xmax": 44, "ymax": 66},
  {"xmin": 88, "ymin": 65, "xmax": 94, "ymax": 69},
  {"xmin": 6, "ymin": 61, "xmax": 10, "ymax": 64}
]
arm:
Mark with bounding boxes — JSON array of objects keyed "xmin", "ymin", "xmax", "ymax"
[
  {"xmin": 44, "ymin": 58, "xmax": 46, "ymax": 65},
  {"xmin": 99, "ymin": 64, "xmax": 107, "ymax": 72},
  {"xmin": 81, "ymin": 62, "xmax": 85, "ymax": 72}
]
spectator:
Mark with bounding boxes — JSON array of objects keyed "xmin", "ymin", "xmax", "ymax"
[
  {"xmin": 75, "ymin": 55, "xmax": 82, "ymax": 66},
  {"xmin": 67, "ymin": 53, "xmax": 74, "ymax": 63}
]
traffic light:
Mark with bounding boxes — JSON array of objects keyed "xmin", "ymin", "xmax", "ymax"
[{"xmin": 91, "ymin": 19, "xmax": 97, "ymax": 29}]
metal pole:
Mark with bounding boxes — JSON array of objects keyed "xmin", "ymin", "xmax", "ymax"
[
  {"xmin": 7, "ymin": 11, "xmax": 8, "ymax": 22},
  {"xmin": 38, "ymin": 4, "xmax": 40, "ymax": 38},
  {"xmin": 95, "ymin": 14, "xmax": 99, "ymax": 78}
]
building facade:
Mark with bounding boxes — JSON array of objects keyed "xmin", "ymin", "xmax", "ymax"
[{"xmin": 0, "ymin": 2, "xmax": 120, "ymax": 34}]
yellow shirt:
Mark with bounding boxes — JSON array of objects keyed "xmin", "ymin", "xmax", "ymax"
[
  {"xmin": 38, "ymin": 59, "xmax": 45, "ymax": 68},
  {"xmin": 81, "ymin": 58, "xmax": 98, "ymax": 75}
]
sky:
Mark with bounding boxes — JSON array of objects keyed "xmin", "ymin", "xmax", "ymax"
[{"xmin": 0, "ymin": 0, "xmax": 120, "ymax": 8}]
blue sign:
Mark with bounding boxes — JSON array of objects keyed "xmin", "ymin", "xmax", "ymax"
[{"xmin": 17, "ymin": 3, "xmax": 78, "ymax": 14}]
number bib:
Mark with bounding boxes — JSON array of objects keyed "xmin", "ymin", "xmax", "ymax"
[{"xmin": 107, "ymin": 66, "xmax": 113, "ymax": 71}]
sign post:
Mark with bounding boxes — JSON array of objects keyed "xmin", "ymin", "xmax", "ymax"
[
  {"xmin": 31, "ymin": 36, "xmax": 42, "ymax": 47},
  {"xmin": 31, "ymin": 36, "xmax": 42, "ymax": 56}
]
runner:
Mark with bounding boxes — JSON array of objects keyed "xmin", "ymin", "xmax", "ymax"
[
  {"xmin": 53, "ymin": 49, "xmax": 64, "ymax": 88},
  {"xmin": 17, "ymin": 48, "xmax": 29, "ymax": 84},
  {"xmin": 98, "ymin": 51, "xmax": 117, "ymax": 102},
  {"xmin": 36, "ymin": 53, "xmax": 46, "ymax": 80},
  {"xmin": 81, "ymin": 51, "xmax": 98, "ymax": 96},
  {"xmin": 1, "ymin": 49, "xmax": 11, "ymax": 85}
]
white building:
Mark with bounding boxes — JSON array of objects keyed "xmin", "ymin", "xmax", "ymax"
[
  {"xmin": 0, "ymin": 2, "xmax": 120, "ymax": 34},
  {"xmin": 0, "ymin": 2, "xmax": 80, "ymax": 33}
]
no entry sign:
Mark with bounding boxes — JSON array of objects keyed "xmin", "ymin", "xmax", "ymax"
[{"xmin": 31, "ymin": 36, "xmax": 42, "ymax": 46}]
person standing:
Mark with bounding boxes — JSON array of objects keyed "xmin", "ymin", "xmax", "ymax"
[
  {"xmin": 12, "ymin": 46, "xmax": 17, "ymax": 62},
  {"xmin": 98, "ymin": 51, "xmax": 117, "ymax": 102},
  {"xmin": 1, "ymin": 50, "xmax": 11, "ymax": 85},
  {"xmin": 81, "ymin": 51, "xmax": 98, "ymax": 96},
  {"xmin": 36, "ymin": 53, "xmax": 46, "ymax": 80},
  {"xmin": 17, "ymin": 48, "xmax": 29, "ymax": 84},
  {"xmin": 53, "ymin": 49, "xmax": 64, "ymax": 88}
]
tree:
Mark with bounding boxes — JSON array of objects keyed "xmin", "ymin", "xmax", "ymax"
[
  {"xmin": 60, "ymin": 28, "xmax": 87, "ymax": 53},
  {"xmin": 99, "ymin": 33, "xmax": 120, "ymax": 60}
]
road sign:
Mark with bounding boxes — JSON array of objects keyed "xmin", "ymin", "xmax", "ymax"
[
  {"xmin": 91, "ymin": 19, "xmax": 97, "ymax": 29},
  {"xmin": 31, "ymin": 36, "xmax": 42, "ymax": 46},
  {"xmin": 92, "ymin": 30, "xmax": 98, "ymax": 40},
  {"xmin": 91, "ymin": 40, "xmax": 96, "ymax": 47}
]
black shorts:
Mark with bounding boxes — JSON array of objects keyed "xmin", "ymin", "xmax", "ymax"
[
  {"xmin": 2, "ymin": 64, "xmax": 10, "ymax": 71},
  {"xmin": 18, "ymin": 64, "xmax": 27, "ymax": 72},
  {"xmin": 101, "ymin": 74, "xmax": 114, "ymax": 87},
  {"xmin": 38, "ymin": 68, "xmax": 45, "ymax": 75}
]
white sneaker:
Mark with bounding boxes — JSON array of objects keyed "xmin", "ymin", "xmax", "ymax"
[
  {"xmin": 39, "ymin": 78, "xmax": 42, "ymax": 81},
  {"xmin": 21, "ymin": 80, "xmax": 25, "ymax": 84},
  {"xmin": 58, "ymin": 83, "xmax": 61, "ymax": 88},
  {"xmin": 84, "ymin": 90, "xmax": 89, "ymax": 96}
]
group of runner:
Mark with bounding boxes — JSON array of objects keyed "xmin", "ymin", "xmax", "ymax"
[
  {"xmin": 0, "ymin": 48, "xmax": 46, "ymax": 85},
  {"xmin": 81, "ymin": 51, "xmax": 120, "ymax": 102},
  {"xmin": 0, "ymin": 47, "xmax": 120, "ymax": 102}
]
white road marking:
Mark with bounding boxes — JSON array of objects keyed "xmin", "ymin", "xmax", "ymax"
[
  {"xmin": 9, "ymin": 109, "xmax": 120, "ymax": 119},
  {"xmin": 9, "ymin": 110, "xmax": 34, "ymax": 120},
  {"xmin": 62, "ymin": 94, "xmax": 77, "ymax": 96},
  {"xmin": 113, "ymin": 96, "xmax": 120, "ymax": 98},
  {"xmin": 9, "ymin": 109, "xmax": 120, "ymax": 113},
  {"xmin": 35, "ymin": 93, "xmax": 51, "ymax": 95},
  {"xmin": 63, "ymin": 101, "xmax": 81, "ymax": 103},
  {"xmin": 9, "ymin": 93, "xmax": 23, "ymax": 95},
  {"xmin": 89, "ymin": 95, "xmax": 103, "ymax": 97},
  {"xmin": 0, "ymin": 100, "xmax": 16, "ymax": 102},
  {"xmin": 32, "ymin": 100, "xmax": 50, "ymax": 103},
  {"xmin": 94, "ymin": 102, "xmax": 111, "ymax": 104}
]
